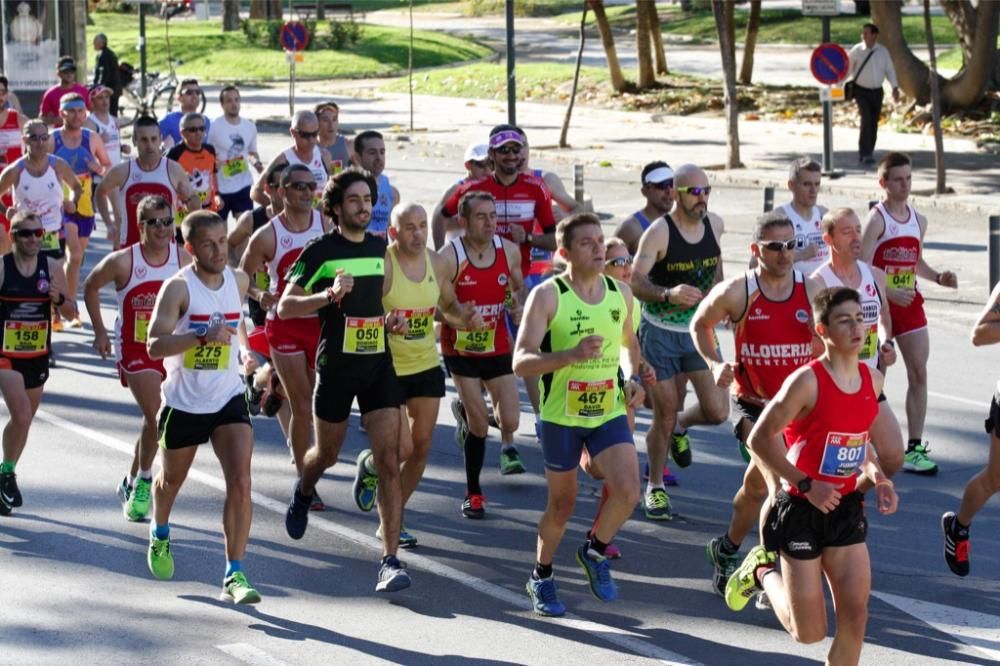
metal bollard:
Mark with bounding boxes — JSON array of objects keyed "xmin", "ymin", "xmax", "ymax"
[
  {"xmin": 762, "ymin": 186, "xmax": 774, "ymax": 212},
  {"xmin": 990, "ymin": 215, "xmax": 1000, "ymax": 293},
  {"xmin": 574, "ymin": 164, "xmax": 584, "ymax": 205}
]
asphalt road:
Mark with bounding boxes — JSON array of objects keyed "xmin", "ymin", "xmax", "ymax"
[{"xmin": 2, "ymin": 134, "xmax": 998, "ymax": 665}]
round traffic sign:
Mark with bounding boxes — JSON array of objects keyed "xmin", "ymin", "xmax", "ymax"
[
  {"xmin": 280, "ymin": 21, "xmax": 309, "ymax": 52},
  {"xmin": 810, "ymin": 43, "xmax": 850, "ymax": 85}
]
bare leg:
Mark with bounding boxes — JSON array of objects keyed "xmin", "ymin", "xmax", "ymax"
[
  {"xmin": 365, "ymin": 406, "xmax": 402, "ymax": 557},
  {"xmin": 957, "ymin": 430, "xmax": 1000, "ymax": 526},
  {"xmin": 124, "ymin": 371, "xmax": 163, "ymax": 476},
  {"xmin": 270, "ymin": 350, "xmax": 314, "ymax": 474},
  {"xmin": 896, "ymin": 328, "xmax": 930, "ymax": 442},
  {"xmin": 210, "ymin": 423, "xmax": 255, "ymax": 561}
]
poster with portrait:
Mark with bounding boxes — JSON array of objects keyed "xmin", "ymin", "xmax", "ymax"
[{"xmin": 1, "ymin": 0, "xmax": 59, "ymax": 91}]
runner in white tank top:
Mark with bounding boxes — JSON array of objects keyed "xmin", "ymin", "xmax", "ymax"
[
  {"xmin": 13, "ymin": 156, "xmax": 64, "ymax": 234},
  {"xmin": 118, "ymin": 158, "xmax": 176, "ymax": 247},
  {"xmin": 782, "ymin": 157, "xmax": 828, "ymax": 276},
  {"xmin": 281, "ymin": 146, "xmax": 327, "ymax": 191},
  {"xmin": 87, "ymin": 111, "xmax": 122, "ymax": 169}
]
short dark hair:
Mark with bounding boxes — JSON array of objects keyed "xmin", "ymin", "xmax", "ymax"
[
  {"xmin": 878, "ymin": 151, "xmax": 911, "ymax": 180},
  {"xmin": 181, "ymin": 210, "xmax": 225, "ymax": 245},
  {"xmin": 134, "ymin": 115, "xmax": 160, "ymax": 133},
  {"xmin": 314, "ymin": 101, "xmax": 339, "ymax": 114},
  {"xmin": 863, "ymin": 22, "xmax": 879, "ymax": 34},
  {"xmin": 558, "ymin": 212, "xmax": 601, "ymax": 250},
  {"xmin": 821, "ymin": 207, "xmax": 857, "ymax": 236},
  {"xmin": 0, "ymin": 76, "xmax": 8, "ymax": 89},
  {"xmin": 752, "ymin": 210, "xmax": 793, "ymax": 242},
  {"xmin": 641, "ymin": 161, "xmax": 670, "ymax": 183},
  {"xmin": 353, "ymin": 130, "xmax": 383, "ymax": 155},
  {"xmin": 321, "ymin": 167, "xmax": 377, "ymax": 223},
  {"xmin": 813, "ymin": 287, "xmax": 861, "ymax": 327},
  {"xmin": 458, "ymin": 191, "xmax": 495, "ymax": 222},
  {"xmin": 264, "ymin": 161, "xmax": 288, "ymax": 189},
  {"xmin": 789, "ymin": 156, "xmax": 821, "ymax": 182},
  {"xmin": 137, "ymin": 194, "xmax": 171, "ymax": 222},
  {"xmin": 179, "ymin": 78, "xmax": 200, "ymax": 89},
  {"xmin": 280, "ymin": 163, "xmax": 314, "ymax": 188},
  {"xmin": 219, "ymin": 84, "xmax": 240, "ymax": 105}
]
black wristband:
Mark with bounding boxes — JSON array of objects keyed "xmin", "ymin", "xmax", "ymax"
[{"xmin": 54, "ymin": 293, "xmax": 65, "ymax": 306}]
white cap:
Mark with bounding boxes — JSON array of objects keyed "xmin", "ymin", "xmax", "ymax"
[
  {"xmin": 644, "ymin": 166, "xmax": 674, "ymax": 185},
  {"xmin": 464, "ymin": 143, "xmax": 489, "ymax": 163}
]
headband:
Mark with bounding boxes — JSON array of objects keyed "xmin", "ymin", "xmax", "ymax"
[{"xmin": 60, "ymin": 99, "xmax": 86, "ymax": 110}]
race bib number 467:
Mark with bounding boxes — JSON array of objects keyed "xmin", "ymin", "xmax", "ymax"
[
  {"xmin": 819, "ymin": 431, "xmax": 867, "ymax": 477},
  {"xmin": 566, "ymin": 378, "xmax": 615, "ymax": 419}
]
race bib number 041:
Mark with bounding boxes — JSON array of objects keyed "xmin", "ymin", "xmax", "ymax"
[{"xmin": 885, "ymin": 265, "xmax": 915, "ymax": 290}]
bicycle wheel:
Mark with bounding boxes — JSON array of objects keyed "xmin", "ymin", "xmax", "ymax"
[
  {"xmin": 152, "ymin": 85, "xmax": 177, "ymax": 120},
  {"xmin": 117, "ymin": 88, "xmax": 144, "ymax": 128}
]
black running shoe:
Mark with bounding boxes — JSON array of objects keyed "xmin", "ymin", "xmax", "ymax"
[
  {"xmin": 942, "ymin": 512, "xmax": 970, "ymax": 577},
  {"xmin": 0, "ymin": 471, "xmax": 22, "ymax": 508},
  {"xmin": 285, "ymin": 480, "xmax": 311, "ymax": 540},
  {"xmin": 262, "ymin": 374, "xmax": 284, "ymax": 418},
  {"xmin": 245, "ymin": 375, "xmax": 263, "ymax": 416}
]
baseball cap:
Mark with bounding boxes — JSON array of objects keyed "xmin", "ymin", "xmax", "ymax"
[
  {"xmin": 464, "ymin": 143, "xmax": 489, "ymax": 163},
  {"xmin": 57, "ymin": 56, "xmax": 76, "ymax": 72},
  {"xmin": 488, "ymin": 129, "xmax": 525, "ymax": 149},
  {"xmin": 89, "ymin": 85, "xmax": 112, "ymax": 100}
]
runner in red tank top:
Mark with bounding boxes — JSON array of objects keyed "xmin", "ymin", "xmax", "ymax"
[
  {"xmin": 691, "ymin": 210, "xmax": 824, "ymax": 598},
  {"xmin": 437, "ymin": 190, "xmax": 524, "ymax": 519},
  {"xmin": 861, "ymin": 152, "xmax": 957, "ymax": 476},
  {"xmin": 726, "ymin": 287, "xmax": 899, "ymax": 666},
  {"xmin": 83, "ymin": 194, "xmax": 190, "ymax": 523},
  {"xmin": 0, "ymin": 91, "xmax": 27, "ymax": 252}
]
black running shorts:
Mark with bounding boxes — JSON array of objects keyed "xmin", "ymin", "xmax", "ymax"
[
  {"xmin": 443, "ymin": 353, "xmax": 513, "ymax": 381},
  {"xmin": 985, "ymin": 391, "xmax": 1000, "ymax": 435},
  {"xmin": 397, "ymin": 365, "xmax": 446, "ymax": 401},
  {"xmin": 314, "ymin": 356, "xmax": 404, "ymax": 424},
  {"xmin": 763, "ymin": 490, "xmax": 867, "ymax": 560},
  {"xmin": 157, "ymin": 393, "xmax": 252, "ymax": 450}
]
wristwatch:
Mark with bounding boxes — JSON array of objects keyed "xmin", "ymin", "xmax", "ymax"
[
  {"xmin": 525, "ymin": 232, "xmax": 533, "ymax": 246},
  {"xmin": 797, "ymin": 476, "xmax": 813, "ymax": 494}
]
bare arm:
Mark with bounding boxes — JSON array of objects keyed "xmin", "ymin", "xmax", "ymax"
[
  {"xmin": 88, "ymin": 132, "xmax": 112, "ymax": 174},
  {"xmin": 431, "ymin": 183, "xmax": 460, "ymax": 250},
  {"xmin": 630, "ymin": 221, "xmax": 670, "ymax": 303},
  {"xmin": 542, "ymin": 172, "xmax": 580, "ymax": 214},
  {"xmin": 860, "ymin": 209, "xmax": 885, "ymax": 263},
  {"xmin": 83, "ymin": 250, "xmax": 129, "ymax": 359},
  {"xmin": 690, "ymin": 277, "xmax": 743, "ymax": 387},
  {"xmin": 276, "ymin": 282, "xmax": 331, "ymax": 320},
  {"xmin": 96, "ymin": 162, "xmax": 127, "ymax": 248},
  {"xmin": 227, "ymin": 209, "xmax": 255, "ymax": 266},
  {"xmin": 168, "ymin": 160, "xmax": 201, "ymax": 213},
  {"xmin": 512, "ymin": 283, "xmax": 579, "ymax": 377},
  {"xmin": 238, "ymin": 224, "xmax": 276, "ymax": 309},
  {"xmin": 431, "ymin": 251, "xmax": 482, "ymax": 329},
  {"xmin": 251, "ymin": 154, "xmax": 287, "ymax": 206},
  {"xmin": 972, "ymin": 281, "xmax": 1000, "ymax": 346},
  {"xmin": 914, "ymin": 213, "xmax": 957, "ymax": 288},
  {"xmin": 147, "ymin": 279, "xmax": 196, "ymax": 360},
  {"xmin": 46, "ymin": 257, "xmax": 78, "ymax": 320},
  {"xmin": 613, "ymin": 217, "xmax": 643, "ymax": 256}
]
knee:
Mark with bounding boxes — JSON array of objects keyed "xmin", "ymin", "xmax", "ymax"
[
  {"xmin": 409, "ymin": 435, "xmax": 431, "ymax": 463},
  {"xmin": 464, "ymin": 402, "xmax": 488, "ymax": 437},
  {"xmin": 7, "ymin": 406, "xmax": 32, "ymax": 430},
  {"xmin": 836, "ymin": 603, "xmax": 868, "ymax": 638},
  {"xmin": 157, "ymin": 469, "xmax": 187, "ymax": 490},
  {"xmin": 228, "ymin": 471, "xmax": 252, "ymax": 500},
  {"xmin": 742, "ymin": 479, "xmax": 768, "ymax": 505},
  {"xmin": 790, "ymin": 625, "xmax": 827, "ymax": 645},
  {"xmin": 546, "ymin": 495, "xmax": 576, "ymax": 525},
  {"xmin": 311, "ymin": 445, "xmax": 339, "ymax": 470},
  {"xmin": 906, "ymin": 362, "xmax": 928, "ymax": 385},
  {"xmin": 878, "ymin": 447, "xmax": 904, "ymax": 477},
  {"xmin": 609, "ymin": 482, "xmax": 640, "ymax": 509},
  {"xmin": 704, "ymin": 402, "xmax": 729, "ymax": 426},
  {"xmin": 499, "ymin": 407, "xmax": 519, "ymax": 434},
  {"xmin": 373, "ymin": 446, "xmax": 400, "ymax": 477}
]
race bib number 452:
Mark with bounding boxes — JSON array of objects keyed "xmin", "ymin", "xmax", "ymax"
[
  {"xmin": 454, "ymin": 327, "xmax": 495, "ymax": 354},
  {"xmin": 819, "ymin": 431, "xmax": 867, "ymax": 477}
]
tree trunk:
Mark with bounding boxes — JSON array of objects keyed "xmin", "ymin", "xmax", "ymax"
[
  {"xmin": 872, "ymin": 0, "xmax": 999, "ymax": 110},
  {"xmin": 712, "ymin": 0, "xmax": 741, "ymax": 168},
  {"xmin": 560, "ymin": 4, "xmax": 588, "ymax": 148},
  {"xmin": 923, "ymin": 0, "xmax": 946, "ymax": 194},
  {"xmin": 249, "ymin": 0, "xmax": 282, "ymax": 19},
  {"xmin": 645, "ymin": 2, "xmax": 668, "ymax": 75},
  {"xmin": 589, "ymin": 0, "xmax": 627, "ymax": 93},
  {"xmin": 635, "ymin": 0, "xmax": 656, "ymax": 89},
  {"xmin": 939, "ymin": 0, "xmax": 976, "ymax": 68},
  {"xmin": 222, "ymin": 0, "xmax": 241, "ymax": 31},
  {"xmin": 738, "ymin": 0, "xmax": 761, "ymax": 85},
  {"xmin": 723, "ymin": 0, "xmax": 736, "ymax": 67}
]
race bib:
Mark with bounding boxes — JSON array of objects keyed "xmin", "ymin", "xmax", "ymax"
[
  {"xmin": 254, "ymin": 271, "xmax": 270, "ymax": 292},
  {"xmin": 183, "ymin": 342, "xmax": 230, "ymax": 371},
  {"xmin": 3, "ymin": 320, "xmax": 47, "ymax": 354},
  {"xmin": 133, "ymin": 311, "xmax": 151, "ymax": 343},
  {"xmin": 396, "ymin": 307, "xmax": 434, "ymax": 341},
  {"xmin": 859, "ymin": 324, "xmax": 878, "ymax": 361},
  {"xmin": 885, "ymin": 265, "xmax": 915, "ymax": 290},
  {"xmin": 565, "ymin": 378, "xmax": 615, "ymax": 419},
  {"xmin": 222, "ymin": 156, "xmax": 247, "ymax": 178},
  {"xmin": 819, "ymin": 431, "xmax": 867, "ymax": 477},
  {"xmin": 42, "ymin": 231, "xmax": 60, "ymax": 251},
  {"xmin": 343, "ymin": 316, "xmax": 384, "ymax": 354},
  {"xmin": 454, "ymin": 327, "xmax": 495, "ymax": 354}
]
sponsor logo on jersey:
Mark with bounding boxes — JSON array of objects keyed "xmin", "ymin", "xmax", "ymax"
[
  {"xmin": 794, "ymin": 309, "xmax": 809, "ymax": 323},
  {"xmin": 36, "ymin": 278, "xmax": 49, "ymax": 293}
]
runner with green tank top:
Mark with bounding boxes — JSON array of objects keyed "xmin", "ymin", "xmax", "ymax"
[
  {"xmin": 630, "ymin": 163, "xmax": 729, "ymax": 521},
  {"xmin": 513, "ymin": 213, "xmax": 646, "ymax": 617}
]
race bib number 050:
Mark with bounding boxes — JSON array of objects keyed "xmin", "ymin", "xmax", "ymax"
[{"xmin": 343, "ymin": 316, "xmax": 384, "ymax": 354}]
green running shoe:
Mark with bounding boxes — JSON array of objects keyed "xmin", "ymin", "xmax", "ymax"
[
  {"xmin": 221, "ymin": 571, "xmax": 261, "ymax": 604},
  {"xmin": 644, "ymin": 487, "xmax": 673, "ymax": 521},
  {"xmin": 376, "ymin": 523, "xmax": 419, "ymax": 549},
  {"xmin": 499, "ymin": 447, "xmax": 526, "ymax": 475},
  {"xmin": 125, "ymin": 477, "xmax": 152, "ymax": 522},
  {"xmin": 706, "ymin": 537, "xmax": 740, "ymax": 597},
  {"xmin": 352, "ymin": 449, "xmax": 378, "ymax": 512},
  {"xmin": 725, "ymin": 545, "xmax": 775, "ymax": 612},
  {"xmin": 148, "ymin": 535, "xmax": 174, "ymax": 581},
  {"xmin": 903, "ymin": 442, "xmax": 938, "ymax": 475},
  {"xmin": 671, "ymin": 430, "xmax": 692, "ymax": 468}
]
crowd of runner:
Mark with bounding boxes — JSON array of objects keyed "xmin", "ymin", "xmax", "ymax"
[{"xmin": 0, "ymin": 77, "xmax": 994, "ymax": 664}]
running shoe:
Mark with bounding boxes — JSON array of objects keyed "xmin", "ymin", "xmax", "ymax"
[
  {"xmin": 0, "ymin": 487, "xmax": 10, "ymax": 516},
  {"xmin": 285, "ymin": 480, "xmax": 311, "ymax": 540},
  {"xmin": 706, "ymin": 536, "xmax": 741, "ymax": 597},
  {"xmin": 755, "ymin": 591, "xmax": 772, "ymax": 611},
  {"xmin": 376, "ymin": 523, "xmax": 419, "ymax": 549},
  {"xmin": 261, "ymin": 374, "xmax": 284, "ymax": 418},
  {"xmin": 942, "ymin": 511, "xmax": 970, "ymax": 577},
  {"xmin": 125, "ymin": 477, "xmax": 152, "ymax": 522},
  {"xmin": 903, "ymin": 442, "xmax": 938, "ymax": 475},
  {"xmin": 376, "ymin": 555, "xmax": 411, "ymax": 593},
  {"xmin": 643, "ymin": 487, "xmax": 672, "ymax": 521},
  {"xmin": 576, "ymin": 542, "xmax": 617, "ymax": 602},
  {"xmin": 0, "ymin": 471, "xmax": 22, "ymax": 508},
  {"xmin": 116, "ymin": 476, "xmax": 131, "ymax": 504},
  {"xmin": 737, "ymin": 439, "xmax": 751, "ymax": 463},
  {"xmin": 309, "ymin": 492, "xmax": 326, "ymax": 512},
  {"xmin": 586, "ymin": 531, "xmax": 623, "ymax": 560},
  {"xmin": 245, "ymin": 376, "xmax": 263, "ymax": 416},
  {"xmin": 725, "ymin": 545, "xmax": 775, "ymax": 612},
  {"xmin": 221, "ymin": 571, "xmax": 261, "ymax": 604},
  {"xmin": 526, "ymin": 575, "xmax": 566, "ymax": 617},
  {"xmin": 671, "ymin": 430, "xmax": 692, "ymax": 468},
  {"xmin": 642, "ymin": 462, "xmax": 678, "ymax": 486},
  {"xmin": 487, "ymin": 411, "xmax": 499, "ymax": 429},
  {"xmin": 499, "ymin": 447, "xmax": 526, "ymax": 475},
  {"xmin": 147, "ymin": 535, "xmax": 174, "ymax": 581},
  {"xmin": 451, "ymin": 398, "xmax": 468, "ymax": 450},
  {"xmin": 462, "ymin": 493, "xmax": 486, "ymax": 519},
  {"xmin": 51, "ymin": 319, "xmax": 64, "ymax": 332},
  {"xmin": 352, "ymin": 449, "xmax": 378, "ymax": 512}
]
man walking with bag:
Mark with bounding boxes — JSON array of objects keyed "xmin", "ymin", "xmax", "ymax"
[{"xmin": 847, "ymin": 23, "xmax": 900, "ymax": 166}]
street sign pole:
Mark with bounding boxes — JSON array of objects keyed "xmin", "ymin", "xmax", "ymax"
[
  {"xmin": 289, "ymin": 55, "xmax": 295, "ymax": 117},
  {"xmin": 139, "ymin": 3, "xmax": 147, "ymax": 99},
  {"xmin": 821, "ymin": 16, "xmax": 835, "ymax": 175},
  {"xmin": 505, "ymin": 0, "xmax": 516, "ymax": 126}
]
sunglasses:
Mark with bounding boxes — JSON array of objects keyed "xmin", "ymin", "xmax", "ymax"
[
  {"xmin": 494, "ymin": 144, "xmax": 522, "ymax": 155},
  {"xmin": 287, "ymin": 181, "xmax": 317, "ymax": 191},
  {"xmin": 676, "ymin": 186, "xmax": 712, "ymax": 196},
  {"xmin": 183, "ymin": 126, "xmax": 206, "ymax": 133},
  {"xmin": 647, "ymin": 181, "xmax": 673, "ymax": 191},
  {"xmin": 27, "ymin": 134, "xmax": 49, "ymax": 142},
  {"xmin": 605, "ymin": 256, "xmax": 632, "ymax": 268},
  {"xmin": 758, "ymin": 239, "xmax": 797, "ymax": 252},
  {"xmin": 142, "ymin": 216, "xmax": 174, "ymax": 228},
  {"xmin": 295, "ymin": 130, "xmax": 319, "ymax": 139},
  {"xmin": 13, "ymin": 228, "xmax": 44, "ymax": 238}
]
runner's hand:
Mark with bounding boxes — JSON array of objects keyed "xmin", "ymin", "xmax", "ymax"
[
  {"xmin": 711, "ymin": 360, "xmax": 737, "ymax": 389},
  {"xmin": 386, "ymin": 311, "xmax": 408, "ymax": 336},
  {"xmin": 332, "ymin": 268, "xmax": 353, "ymax": 303},
  {"xmin": 667, "ymin": 284, "xmax": 703, "ymax": 308},
  {"xmin": 258, "ymin": 291, "xmax": 278, "ymax": 310},
  {"xmin": 573, "ymin": 335, "xmax": 604, "ymax": 362},
  {"xmin": 461, "ymin": 300, "xmax": 485, "ymax": 330},
  {"xmin": 626, "ymin": 380, "xmax": 645, "ymax": 409},
  {"xmin": 64, "ymin": 199, "xmax": 77, "ymax": 215},
  {"xmin": 879, "ymin": 342, "xmax": 897, "ymax": 367},
  {"xmin": 509, "ymin": 224, "xmax": 526, "ymax": 244},
  {"xmin": 887, "ymin": 287, "xmax": 915, "ymax": 308},
  {"xmin": 92, "ymin": 330, "xmax": 111, "ymax": 360},
  {"xmin": 804, "ymin": 479, "xmax": 841, "ymax": 514},
  {"xmin": 205, "ymin": 321, "xmax": 233, "ymax": 344},
  {"xmin": 638, "ymin": 360, "xmax": 656, "ymax": 386},
  {"xmin": 875, "ymin": 481, "xmax": 898, "ymax": 515},
  {"xmin": 937, "ymin": 270, "xmax": 958, "ymax": 288}
]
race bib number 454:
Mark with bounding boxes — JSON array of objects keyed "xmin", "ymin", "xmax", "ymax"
[{"xmin": 819, "ymin": 431, "xmax": 867, "ymax": 477}]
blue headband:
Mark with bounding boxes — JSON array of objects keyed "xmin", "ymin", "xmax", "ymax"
[{"xmin": 60, "ymin": 99, "xmax": 86, "ymax": 110}]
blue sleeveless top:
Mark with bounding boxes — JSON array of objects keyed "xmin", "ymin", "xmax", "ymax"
[{"xmin": 53, "ymin": 129, "xmax": 94, "ymax": 176}]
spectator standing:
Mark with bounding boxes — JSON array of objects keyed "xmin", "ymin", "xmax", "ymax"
[
  {"xmin": 92, "ymin": 33, "xmax": 122, "ymax": 116},
  {"xmin": 40, "ymin": 56, "xmax": 90, "ymax": 128},
  {"xmin": 847, "ymin": 23, "xmax": 900, "ymax": 166}
]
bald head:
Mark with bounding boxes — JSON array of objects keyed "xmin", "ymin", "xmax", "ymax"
[
  {"xmin": 673, "ymin": 164, "xmax": 706, "ymax": 189},
  {"xmin": 391, "ymin": 202, "xmax": 427, "ymax": 228},
  {"xmin": 391, "ymin": 202, "xmax": 429, "ymax": 254},
  {"xmin": 292, "ymin": 110, "xmax": 317, "ymax": 130}
]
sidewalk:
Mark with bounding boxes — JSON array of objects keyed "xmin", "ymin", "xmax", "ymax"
[{"xmin": 227, "ymin": 82, "xmax": 998, "ymax": 215}]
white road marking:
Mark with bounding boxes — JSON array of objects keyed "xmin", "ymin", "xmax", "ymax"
[
  {"xmin": 34, "ymin": 407, "xmax": 701, "ymax": 666},
  {"xmin": 927, "ymin": 391, "xmax": 985, "ymax": 409},
  {"xmin": 872, "ymin": 591, "xmax": 1000, "ymax": 661},
  {"xmin": 216, "ymin": 643, "xmax": 293, "ymax": 666}
]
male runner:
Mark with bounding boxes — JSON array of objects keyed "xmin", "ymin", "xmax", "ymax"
[
  {"xmin": 862, "ymin": 151, "xmax": 957, "ymax": 474},
  {"xmin": 85, "ymin": 85, "xmax": 128, "ymax": 170},
  {"xmin": 279, "ymin": 167, "xmax": 410, "ymax": 593},
  {"xmin": 252, "ymin": 111, "xmax": 332, "ymax": 210},
  {"xmin": 514, "ymin": 212, "xmax": 644, "ymax": 616},
  {"xmin": 167, "ymin": 112, "xmax": 220, "ymax": 228},
  {"xmin": 373, "ymin": 202, "xmax": 483, "ymax": 546},
  {"xmin": 51, "ymin": 93, "xmax": 111, "ymax": 321},
  {"xmin": 431, "ymin": 143, "xmax": 490, "ymax": 249},
  {"xmin": 84, "ymin": 195, "xmax": 188, "ymax": 521},
  {"xmin": 145, "ymin": 210, "xmax": 259, "ymax": 604},
  {"xmin": 206, "ymin": 85, "xmax": 263, "ymax": 225},
  {"xmin": 159, "ymin": 79, "xmax": 209, "ymax": 151},
  {"xmin": 0, "ymin": 211, "xmax": 76, "ymax": 515},
  {"xmin": 691, "ymin": 211, "xmax": 824, "ymax": 596},
  {"xmin": 941, "ymin": 283, "xmax": 1000, "ymax": 577},
  {"xmin": 438, "ymin": 191, "xmax": 525, "ymax": 518},
  {"xmin": 95, "ymin": 115, "xmax": 199, "ymax": 249},
  {"xmin": 315, "ymin": 101, "xmax": 350, "ymax": 173},
  {"xmin": 725, "ymin": 287, "xmax": 898, "ymax": 666},
  {"xmin": 241, "ymin": 165, "xmax": 328, "ymax": 496},
  {"xmin": 352, "ymin": 130, "xmax": 398, "ymax": 238},
  {"xmin": 614, "ymin": 161, "xmax": 673, "ymax": 255},
  {"xmin": 631, "ymin": 163, "xmax": 728, "ymax": 520},
  {"xmin": 779, "ymin": 157, "xmax": 829, "ymax": 276}
]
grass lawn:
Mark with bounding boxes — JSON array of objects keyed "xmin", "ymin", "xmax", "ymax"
[
  {"xmin": 383, "ymin": 61, "xmax": 609, "ymax": 100},
  {"xmin": 91, "ymin": 12, "xmax": 491, "ymax": 82}
]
